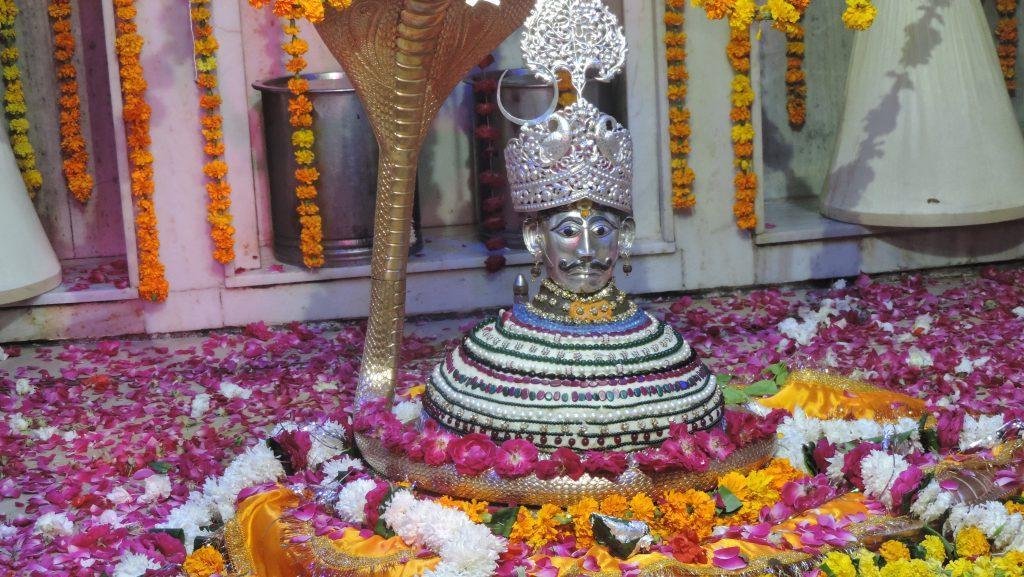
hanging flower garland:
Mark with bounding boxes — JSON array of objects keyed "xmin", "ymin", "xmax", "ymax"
[
  {"xmin": 0, "ymin": 0, "xmax": 41, "ymax": 196},
  {"xmin": 664, "ymin": 0, "xmax": 695, "ymax": 210},
  {"xmin": 189, "ymin": 0, "xmax": 236, "ymax": 265},
  {"xmin": 246, "ymin": 0, "xmax": 352, "ymax": 269},
  {"xmin": 694, "ymin": 0, "xmax": 874, "ymax": 231},
  {"xmin": 728, "ymin": 29, "xmax": 757, "ymax": 231},
  {"xmin": 114, "ymin": 0, "xmax": 168, "ymax": 302},
  {"xmin": 996, "ymin": 0, "xmax": 1019, "ymax": 96},
  {"xmin": 785, "ymin": 21, "xmax": 806, "ymax": 129},
  {"xmin": 48, "ymin": 0, "xmax": 94, "ymax": 203}
]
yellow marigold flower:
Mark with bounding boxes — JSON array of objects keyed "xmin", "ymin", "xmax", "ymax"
[
  {"xmin": 878, "ymin": 559, "xmax": 937, "ymax": 577},
  {"xmin": 955, "ymin": 526, "xmax": 990, "ymax": 559},
  {"xmin": 23, "ymin": 169, "xmax": 42, "ymax": 191},
  {"xmin": 731, "ymin": 123, "xmax": 754, "ymax": 143},
  {"xmin": 664, "ymin": 12, "xmax": 683, "ymax": 26},
  {"xmin": 729, "ymin": 0, "xmax": 756, "ymax": 30},
  {"xmin": 1006, "ymin": 501, "xmax": 1024, "ymax": 516},
  {"xmin": 292, "ymin": 129, "xmax": 315, "ymax": 149},
  {"xmin": 920, "ymin": 534, "xmax": 946, "ymax": 563},
  {"xmin": 841, "ymin": 0, "xmax": 877, "ymax": 31},
  {"xmin": 878, "ymin": 540, "xmax": 911, "ymax": 563},
  {"xmin": 766, "ymin": 0, "xmax": 800, "ymax": 24},
  {"xmin": 183, "ymin": 546, "xmax": 226, "ymax": 577},
  {"xmin": 944, "ymin": 558, "xmax": 974, "ymax": 577},
  {"xmin": 821, "ymin": 552, "xmax": 856, "ymax": 577},
  {"xmin": 995, "ymin": 551, "xmax": 1024, "ymax": 574},
  {"xmin": 853, "ymin": 550, "xmax": 881, "ymax": 577},
  {"xmin": 294, "ymin": 149, "xmax": 315, "ymax": 165}
]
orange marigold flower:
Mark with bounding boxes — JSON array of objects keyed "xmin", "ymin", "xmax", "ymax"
[{"xmin": 294, "ymin": 167, "xmax": 320, "ymax": 185}]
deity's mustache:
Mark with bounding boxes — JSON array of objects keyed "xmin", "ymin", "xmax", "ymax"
[{"xmin": 558, "ymin": 258, "xmax": 612, "ymax": 273}]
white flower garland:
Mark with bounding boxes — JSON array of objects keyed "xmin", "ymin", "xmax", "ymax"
[
  {"xmin": 161, "ymin": 442, "xmax": 285, "ymax": 552},
  {"xmin": 111, "ymin": 552, "xmax": 160, "ymax": 577},
  {"xmin": 773, "ymin": 409, "xmax": 1002, "ymax": 475},
  {"xmin": 382, "ymin": 490, "xmax": 506, "ymax": 577},
  {"xmin": 335, "ymin": 478, "xmax": 378, "ymax": 524},
  {"xmin": 946, "ymin": 501, "xmax": 1024, "ymax": 553},
  {"xmin": 859, "ymin": 450, "xmax": 909, "ymax": 509}
]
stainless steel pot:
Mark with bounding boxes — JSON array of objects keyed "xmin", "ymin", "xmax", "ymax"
[{"xmin": 254, "ymin": 72, "xmax": 421, "ymax": 267}]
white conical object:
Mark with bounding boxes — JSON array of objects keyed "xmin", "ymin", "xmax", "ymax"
[
  {"xmin": 0, "ymin": 128, "xmax": 60, "ymax": 305},
  {"xmin": 822, "ymin": 0, "xmax": 1024, "ymax": 227}
]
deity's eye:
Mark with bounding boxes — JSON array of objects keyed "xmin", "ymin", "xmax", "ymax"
[
  {"xmin": 591, "ymin": 223, "xmax": 611, "ymax": 237},
  {"xmin": 556, "ymin": 223, "xmax": 581, "ymax": 238}
]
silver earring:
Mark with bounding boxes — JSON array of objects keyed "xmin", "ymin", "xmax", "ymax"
[
  {"xmin": 622, "ymin": 253, "xmax": 632, "ymax": 276},
  {"xmin": 531, "ymin": 252, "xmax": 543, "ymax": 280}
]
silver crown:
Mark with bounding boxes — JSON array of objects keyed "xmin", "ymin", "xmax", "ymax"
[{"xmin": 504, "ymin": 0, "xmax": 633, "ymax": 214}]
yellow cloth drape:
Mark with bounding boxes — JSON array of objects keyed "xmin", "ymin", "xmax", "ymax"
[
  {"xmin": 758, "ymin": 369, "xmax": 926, "ymax": 421},
  {"xmin": 227, "ymin": 488, "xmax": 440, "ymax": 577}
]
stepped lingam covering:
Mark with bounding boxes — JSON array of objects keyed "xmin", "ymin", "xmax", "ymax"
[{"xmin": 424, "ymin": 280, "xmax": 725, "ymax": 452}]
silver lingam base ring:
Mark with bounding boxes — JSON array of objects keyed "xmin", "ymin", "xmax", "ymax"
[{"xmin": 356, "ymin": 433, "xmax": 777, "ymax": 506}]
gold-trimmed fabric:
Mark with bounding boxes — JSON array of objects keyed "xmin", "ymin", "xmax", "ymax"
[
  {"xmin": 228, "ymin": 488, "xmax": 439, "ymax": 577},
  {"xmin": 758, "ymin": 369, "xmax": 926, "ymax": 421}
]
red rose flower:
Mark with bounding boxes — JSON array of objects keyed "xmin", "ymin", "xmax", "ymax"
[
  {"xmin": 494, "ymin": 439, "xmax": 538, "ymax": 479},
  {"xmin": 448, "ymin": 433, "xmax": 498, "ymax": 476},
  {"xmin": 668, "ymin": 530, "xmax": 707, "ymax": 564},
  {"xmin": 582, "ymin": 450, "xmax": 627, "ymax": 479},
  {"xmin": 535, "ymin": 447, "xmax": 584, "ymax": 480}
]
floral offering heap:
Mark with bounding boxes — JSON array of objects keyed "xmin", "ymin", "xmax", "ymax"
[{"xmin": 3, "ymin": 268, "xmax": 1024, "ymax": 576}]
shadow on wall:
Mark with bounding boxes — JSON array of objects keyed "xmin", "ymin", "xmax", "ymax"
[{"xmin": 826, "ymin": 0, "xmax": 952, "ymax": 206}]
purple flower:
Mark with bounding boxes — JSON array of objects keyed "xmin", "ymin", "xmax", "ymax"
[{"xmin": 712, "ymin": 547, "xmax": 748, "ymax": 571}]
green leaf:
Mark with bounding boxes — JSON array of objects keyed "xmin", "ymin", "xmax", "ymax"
[
  {"xmin": 820, "ymin": 563, "xmax": 838, "ymax": 577},
  {"xmin": 765, "ymin": 362, "xmax": 788, "ymax": 377},
  {"xmin": 924, "ymin": 525, "xmax": 954, "ymax": 560},
  {"xmin": 486, "ymin": 506, "xmax": 520, "ymax": 538},
  {"xmin": 374, "ymin": 516, "xmax": 396, "ymax": 540},
  {"xmin": 148, "ymin": 461, "xmax": 172, "ymax": 474},
  {"xmin": 716, "ymin": 373, "xmax": 734, "ymax": 387},
  {"xmin": 717, "ymin": 486, "xmax": 742, "ymax": 514},
  {"xmin": 745, "ymin": 379, "xmax": 780, "ymax": 397},
  {"xmin": 722, "ymin": 387, "xmax": 749, "ymax": 405},
  {"xmin": 193, "ymin": 535, "xmax": 214, "ymax": 552},
  {"xmin": 802, "ymin": 442, "xmax": 819, "ymax": 476}
]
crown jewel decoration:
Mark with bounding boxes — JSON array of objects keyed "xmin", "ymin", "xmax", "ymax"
[{"xmin": 505, "ymin": 0, "xmax": 633, "ymax": 214}]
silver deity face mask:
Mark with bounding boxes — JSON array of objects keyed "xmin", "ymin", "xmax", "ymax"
[{"xmin": 525, "ymin": 203, "xmax": 635, "ymax": 294}]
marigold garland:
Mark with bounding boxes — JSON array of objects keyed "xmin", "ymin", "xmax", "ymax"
[
  {"xmin": 995, "ymin": 0, "xmax": 1019, "ymax": 96},
  {"xmin": 190, "ymin": 0, "xmax": 236, "ymax": 265},
  {"xmin": 246, "ymin": 2, "xmax": 353, "ymax": 269},
  {"xmin": 48, "ymin": 0, "xmax": 94, "ymax": 203},
  {"xmin": 694, "ymin": 0, "xmax": 872, "ymax": 231},
  {"xmin": 664, "ymin": 0, "xmax": 695, "ymax": 210},
  {"xmin": 785, "ymin": 22, "xmax": 806, "ymax": 129},
  {"xmin": 728, "ymin": 29, "xmax": 757, "ymax": 231},
  {"xmin": 114, "ymin": 0, "xmax": 168, "ymax": 302},
  {"xmin": 0, "ymin": 0, "xmax": 41, "ymax": 196}
]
